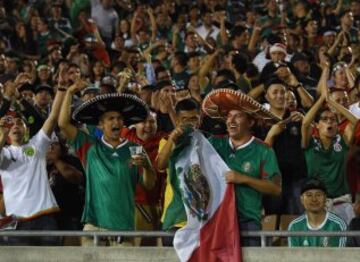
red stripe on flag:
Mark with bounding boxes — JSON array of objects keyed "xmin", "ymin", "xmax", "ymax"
[{"xmin": 189, "ymin": 185, "xmax": 242, "ymax": 262}]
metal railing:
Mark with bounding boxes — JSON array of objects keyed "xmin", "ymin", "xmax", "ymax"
[{"xmin": 0, "ymin": 230, "xmax": 360, "ymax": 247}]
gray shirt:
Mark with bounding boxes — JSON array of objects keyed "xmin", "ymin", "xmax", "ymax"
[{"xmin": 91, "ymin": 0, "xmax": 118, "ymax": 39}]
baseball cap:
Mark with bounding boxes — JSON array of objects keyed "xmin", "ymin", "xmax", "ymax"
[{"xmin": 301, "ymin": 178, "xmax": 327, "ymax": 195}]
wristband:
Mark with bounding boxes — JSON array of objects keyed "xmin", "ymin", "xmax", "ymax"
[{"xmin": 57, "ymin": 87, "xmax": 67, "ymax": 92}]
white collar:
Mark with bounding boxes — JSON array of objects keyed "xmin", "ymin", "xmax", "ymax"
[
  {"xmin": 101, "ymin": 136, "xmax": 127, "ymax": 149},
  {"xmin": 306, "ymin": 211, "xmax": 329, "ymax": 230},
  {"xmin": 229, "ymin": 136, "xmax": 255, "ymax": 151}
]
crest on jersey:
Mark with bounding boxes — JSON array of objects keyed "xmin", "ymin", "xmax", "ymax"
[
  {"xmin": 242, "ymin": 161, "xmax": 252, "ymax": 173},
  {"xmin": 23, "ymin": 146, "xmax": 35, "ymax": 157}
]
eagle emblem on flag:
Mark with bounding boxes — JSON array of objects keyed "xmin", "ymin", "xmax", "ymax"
[{"xmin": 183, "ymin": 164, "xmax": 211, "ymax": 221}]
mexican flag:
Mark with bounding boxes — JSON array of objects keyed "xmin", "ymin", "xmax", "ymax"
[{"xmin": 174, "ymin": 131, "xmax": 242, "ymax": 262}]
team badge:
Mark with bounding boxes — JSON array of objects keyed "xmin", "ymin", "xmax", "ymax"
[
  {"xmin": 183, "ymin": 164, "xmax": 210, "ymax": 221},
  {"xmin": 28, "ymin": 116, "xmax": 35, "ymax": 124},
  {"xmin": 242, "ymin": 162, "xmax": 252, "ymax": 173},
  {"xmin": 303, "ymin": 239, "xmax": 309, "ymax": 246},
  {"xmin": 23, "ymin": 146, "xmax": 35, "ymax": 157},
  {"xmin": 321, "ymin": 237, "xmax": 328, "ymax": 247}
]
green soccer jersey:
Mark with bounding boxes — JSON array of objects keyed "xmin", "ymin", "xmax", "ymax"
[
  {"xmin": 304, "ymin": 135, "xmax": 350, "ymax": 198},
  {"xmin": 70, "ymin": 130, "xmax": 139, "ymax": 230},
  {"xmin": 209, "ymin": 136, "xmax": 281, "ymax": 227},
  {"xmin": 288, "ymin": 212, "xmax": 347, "ymax": 247}
]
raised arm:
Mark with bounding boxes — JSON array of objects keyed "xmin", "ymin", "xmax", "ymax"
[
  {"xmin": 198, "ymin": 49, "xmax": 221, "ymax": 90},
  {"xmin": 147, "ymin": 8, "xmax": 157, "ymax": 43},
  {"xmin": 219, "ymin": 12, "xmax": 228, "ymax": 46},
  {"xmin": 58, "ymin": 80, "xmax": 87, "ymax": 140},
  {"xmin": 130, "ymin": 11, "xmax": 139, "ymax": 45},
  {"xmin": 41, "ymin": 87, "xmax": 66, "ymax": 138},
  {"xmin": 327, "ymin": 96, "xmax": 359, "ymax": 146},
  {"xmin": 316, "ymin": 58, "xmax": 330, "ymax": 96},
  {"xmin": 157, "ymin": 127, "xmax": 184, "ymax": 171},
  {"xmin": 301, "ymin": 95, "xmax": 326, "ymax": 149},
  {"xmin": 288, "ymin": 74, "xmax": 314, "ymax": 109},
  {"xmin": 0, "ymin": 118, "xmax": 9, "ymax": 155}
]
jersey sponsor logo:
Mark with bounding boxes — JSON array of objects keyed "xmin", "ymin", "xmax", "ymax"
[
  {"xmin": 183, "ymin": 164, "xmax": 210, "ymax": 221},
  {"xmin": 290, "ymin": 126, "xmax": 299, "ymax": 136},
  {"xmin": 333, "ymin": 143, "xmax": 342, "ymax": 152},
  {"xmin": 23, "ymin": 146, "xmax": 35, "ymax": 157}
]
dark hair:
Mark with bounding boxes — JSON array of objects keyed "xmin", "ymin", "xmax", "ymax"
[
  {"xmin": 264, "ymin": 76, "xmax": 287, "ymax": 91},
  {"xmin": 68, "ymin": 63, "xmax": 80, "ymax": 70},
  {"xmin": 231, "ymin": 25, "xmax": 247, "ymax": 39},
  {"xmin": 188, "ymin": 51, "xmax": 200, "ymax": 59},
  {"xmin": 232, "ymin": 53, "xmax": 249, "ymax": 74},
  {"xmin": 314, "ymin": 107, "xmax": 336, "ymax": 123},
  {"xmin": 155, "ymin": 65, "xmax": 167, "ymax": 78},
  {"xmin": 216, "ymin": 69, "xmax": 236, "ymax": 83},
  {"xmin": 175, "ymin": 98, "xmax": 200, "ymax": 113},
  {"xmin": 156, "ymin": 80, "xmax": 173, "ymax": 90},
  {"xmin": 246, "ymin": 63, "xmax": 260, "ymax": 79},
  {"xmin": 174, "ymin": 51, "xmax": 188, "ymax": 67}
]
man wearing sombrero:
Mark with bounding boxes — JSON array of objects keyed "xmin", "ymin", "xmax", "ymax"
[
  {"xmin": 202, "ymin": 88, "xmax": 282, "ymax": 246},
  {"xmin": 58, "ymin": 80, "xmax": 156, "ymax": 246}
]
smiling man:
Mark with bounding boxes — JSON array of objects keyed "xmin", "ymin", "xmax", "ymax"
[
  {"xmin": 0, "ymin": 84, "xmax": 65, "ymax": 246},
  {"xmin": 202, "ymin": 89, "xmax": 282, "ymax": 246},
  {"xmin": 288, "ymin": 178, "xmax": 347, "ymax": 247},
  {"xmin": 58, "ymin": 81, "xmax": 155, "ymax": 246}
]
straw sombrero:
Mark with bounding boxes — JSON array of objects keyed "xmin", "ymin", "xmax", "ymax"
[
  {"xmin": 72, "ymin": 93, "xmax": 149, "ymax": 126},
  {"xmin": 202, "ymin": 89, "xmax": 281, "ymax": 124}
]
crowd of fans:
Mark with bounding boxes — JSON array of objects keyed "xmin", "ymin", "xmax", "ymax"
[{"xmin": 0, "ymin": 0, "xmax": 359, "ymax": 248}]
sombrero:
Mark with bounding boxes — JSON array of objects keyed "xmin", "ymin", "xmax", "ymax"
[
  {"xmin": 202, "ymin": 89, "xmax": 281, "ymax": 124},
  {"xmin": 72, "ymin": 93, "xmax": 149, "ymax": 126}
]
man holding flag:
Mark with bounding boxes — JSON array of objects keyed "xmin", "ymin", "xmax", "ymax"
[
  {"xmin": 159, "ymin": 91, "xmax": 282, "ymax": 261},
  {"xmin": 203, "ymin": 88, "xmax": 282, "ymax": 246}
]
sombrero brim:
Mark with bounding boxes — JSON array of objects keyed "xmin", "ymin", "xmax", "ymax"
[
  {"xmin": 202, "ymin": 89, "xmax": 281, "ymax": 124},
  {"xmin": 72, "ymin": 93, "xmax": 149, "ymax": 126}
]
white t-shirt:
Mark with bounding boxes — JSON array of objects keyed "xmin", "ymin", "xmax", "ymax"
[
  {"xmin": 195, "ymin": 25, "xmax": 220, "ymax": 40},
  {"xmin": 350, "ymin": 102, "xmax": 360, "ymax": 118},
  {"xmin": 0, "ymin": 130, "xmax": 58, "ymax": 218}
]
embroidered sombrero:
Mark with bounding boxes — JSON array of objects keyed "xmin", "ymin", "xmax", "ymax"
[
  {"xmin": 202, "ymin": 89, "xmax": 281, "ymax": 124},
  {"xmin": 72, "ymin": 93, "xmax": 149, "ymax": 126}
]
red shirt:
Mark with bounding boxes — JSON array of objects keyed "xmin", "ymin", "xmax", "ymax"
[
  {"xmin": 121, "ymin": 128, "xmax": 167, "ymax": 205},
  {"xmin": 339, "ymin": 120, "xmax": 360, "ymax": 196}
]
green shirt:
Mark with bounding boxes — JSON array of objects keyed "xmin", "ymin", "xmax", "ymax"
[
  {"xmin": 71, "ymin": 130, "xmax": 139, "ymax": 230},
  {"xmin": 304, "ymin": 135, "xmax": 350, "ymax": 198},
  {"xmin": 209, "ymin": 136, "xmax": 281, "ymax": 226},
  {"xmin": 288, "ymin": 212, "xmax": 347, "ymax": 247}
]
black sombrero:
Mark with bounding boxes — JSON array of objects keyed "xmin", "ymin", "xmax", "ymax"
[
  {"xmin": 72, "ymin": 93, "xmax": 149, "ymax": 126},
  {"xmin": 202, "ymin": 89, "xmax": 281, "ymax": 124}
]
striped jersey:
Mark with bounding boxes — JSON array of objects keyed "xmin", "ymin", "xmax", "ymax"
[{"xmin": 288, "ymin": 212, "xmax": 347, "ymax": 247}]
